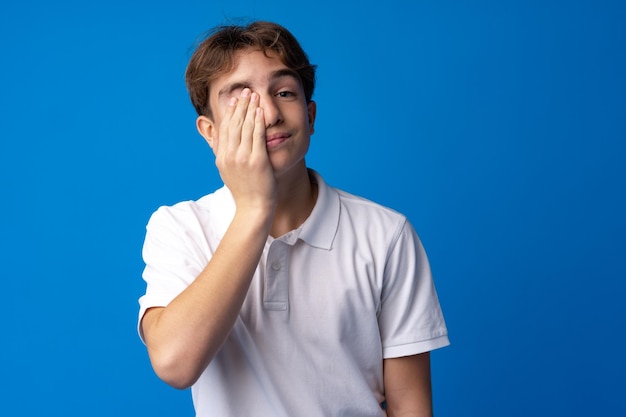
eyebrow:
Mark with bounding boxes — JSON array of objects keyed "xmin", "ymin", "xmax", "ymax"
[{"xmin": 217, "ymin": 69, "xmax": 301, "ymax": 98}]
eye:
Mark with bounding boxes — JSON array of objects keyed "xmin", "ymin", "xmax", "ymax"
[{"xmin": 276, "ymin": 90, "xmax": 296, "ymax": 98}]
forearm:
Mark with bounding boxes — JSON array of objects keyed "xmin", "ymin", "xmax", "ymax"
[
  {"xmin": 142, "ymin": 208, "xmax": 272, "ymax": 388},
  {"xmin": 143, "ymin": 84, "xmax": 278, "ymax": 388}
]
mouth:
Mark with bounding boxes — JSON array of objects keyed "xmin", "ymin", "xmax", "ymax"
[{"xmin": 265, "ymin": 132, "xmax": 291, "ymax": 149}]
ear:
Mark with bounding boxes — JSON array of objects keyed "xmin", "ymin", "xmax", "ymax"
[
  {"xmin": 307, "ymin": 101, "xmax": 317, "ymax": 134},
  {"xmin": 196, "ymin": 115, "xmax": 217, "ymax": 150}
]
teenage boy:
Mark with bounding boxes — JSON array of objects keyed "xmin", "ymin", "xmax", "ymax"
[{"xmin": 138, "ymin": 21, "xmax": 449, "ymax": 417}]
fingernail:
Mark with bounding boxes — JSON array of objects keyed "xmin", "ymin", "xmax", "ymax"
[
  {"xmin": 229, "ymin": 97, "xmax": 237, "ymax": 106},
  {"xmin": 242, "ymin": 88, "xmax": 251, "ymax": 98}
]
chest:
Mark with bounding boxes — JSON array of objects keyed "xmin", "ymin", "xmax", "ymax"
[{"xmin": 239, "ymin": 238, "xmax": 386, "ymax": 344}]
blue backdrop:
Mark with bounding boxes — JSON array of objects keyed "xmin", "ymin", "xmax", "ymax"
[{"xmin": 1, "ymin": 0, "xmax": 624, "ymax": 415}]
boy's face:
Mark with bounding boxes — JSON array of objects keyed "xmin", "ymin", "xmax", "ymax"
[{"xmin": 199, "ymin": 48, "xmax": 316, "ymax": 179}]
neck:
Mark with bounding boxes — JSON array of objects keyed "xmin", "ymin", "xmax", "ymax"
[{"xmin": 270, "ymin": 166, "xmax": 317, "ymax": 237}]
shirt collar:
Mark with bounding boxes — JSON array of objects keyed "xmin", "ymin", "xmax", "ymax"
[
  {"xmin": 298, "ymin": 169, "xmax": 339, "ymax": 250},
  {"xmin": 207, "ymin": 169, "xmax": 339, "ymax": 250}
]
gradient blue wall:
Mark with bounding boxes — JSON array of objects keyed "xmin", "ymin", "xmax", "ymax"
[{"xmin": 1, "ymin": 0, "xmax": 624, "ymax": 415}]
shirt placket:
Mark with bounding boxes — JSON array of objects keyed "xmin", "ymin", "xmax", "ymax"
[{"xmin": 263, "ymin": 239, "xmax": 290, "ymax": 311}]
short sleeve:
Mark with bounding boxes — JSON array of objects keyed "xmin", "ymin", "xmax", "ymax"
[
  {"xmin": 137, "ymin": 205, "xmax": 212, "ymax": 342},
  {"xmin": 378, "ymin": 220, "xmax": 449, "ymax": 358}
]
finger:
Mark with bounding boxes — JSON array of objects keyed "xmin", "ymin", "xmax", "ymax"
[
  {"xmin": 216, "ymin": 96, "xmax": 237, "ymax": 155},
  {"xmin": 252, "ymin": 107, "xmax": 267, "ymax": 155},
  {"xmin": 240, "ymin": 92, "xmax": 259, "ymax": 152},
  {"xmin": 226, "ymin": 88, "xmax": 252, "ymax": 153}
]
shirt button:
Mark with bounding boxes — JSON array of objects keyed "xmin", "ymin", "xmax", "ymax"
[{"xmin": 271, "ymin": 262, "xmax": 281, "ymax": 271}]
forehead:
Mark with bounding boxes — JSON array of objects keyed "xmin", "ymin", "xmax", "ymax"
[{"xmin": 211, "ymin": 49, "xmax": 297, "ymax": 93}]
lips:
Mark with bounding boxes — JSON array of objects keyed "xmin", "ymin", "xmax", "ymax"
[{"xmin": 265, "ymin": 132, "xmax": 291, "ymax": 148}]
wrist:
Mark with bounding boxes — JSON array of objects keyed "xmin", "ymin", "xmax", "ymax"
[{"xmin": 233, "ymin": 204, "xmax": 274, "ymax": 230}]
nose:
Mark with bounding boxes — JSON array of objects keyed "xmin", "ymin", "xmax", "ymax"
[{"xmin": 259, "ymin": 94, "xmax": 283, "ymax": 128}]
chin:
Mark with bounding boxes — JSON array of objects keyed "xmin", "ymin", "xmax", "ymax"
[{"xmin": 270, "ymin": 155, "xmax": 307, "ymax": 178}]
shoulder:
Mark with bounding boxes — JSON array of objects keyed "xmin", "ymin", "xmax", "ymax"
[
  {"xmin": 146, "ymin": 186, "xmax": 235, "ymax": 238},
  {"xmin": 336, "ymin": 187, "xmax": 405, "ymax": 220},
  {"xmin": 313, "ymin": 170, "xmax": 406, "ymax": 223},
  {"xmin": 334, "ymin": 187, "xmax": 409, "ymax": 238},
  {"xmin": 330, "ymin": 186, "xmax": 416, "ymax": 259},
  {"xmin": 304, "ymin": 170, "xmax": 411, "ymax": 250}
]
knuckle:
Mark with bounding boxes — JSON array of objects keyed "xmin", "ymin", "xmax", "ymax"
[
  {"xmin": 242, "ymin": 117, "xmax": 254, "ymax": 131},
  {"xmin": 234, "ymin": 152, "xmax": 249, "ymax": 165}
]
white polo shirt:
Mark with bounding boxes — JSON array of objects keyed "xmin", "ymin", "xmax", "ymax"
[{"xmin": 138, "ymin": 170, "xmax": 449, "ymax": 417}]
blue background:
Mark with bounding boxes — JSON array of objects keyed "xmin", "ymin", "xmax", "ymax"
[{"xmin": 1, "ymin": 0, "xmax": 624, "ymax": 415}]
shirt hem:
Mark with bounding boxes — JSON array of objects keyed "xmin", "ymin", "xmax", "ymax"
[
  {"xmin": 383, "ymin": 334, "xmax": 450, "ymax": 359},
  {"xmin": 137, "ymin": 294, "xmax": 173, "ymax": 343}
]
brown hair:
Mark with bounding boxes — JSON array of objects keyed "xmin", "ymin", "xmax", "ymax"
[{"xmin": 185, "ymin": 21, "xmax": 317, "ymax": 118}]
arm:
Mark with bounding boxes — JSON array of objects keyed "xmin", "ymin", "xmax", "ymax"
[
  {"xmin": 383, "ymin": 352, "xmax": 433, "ymax": 417},
  {"xmin": 142, "ymin": 89, "xmax": 274, "ymax": 389}
]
